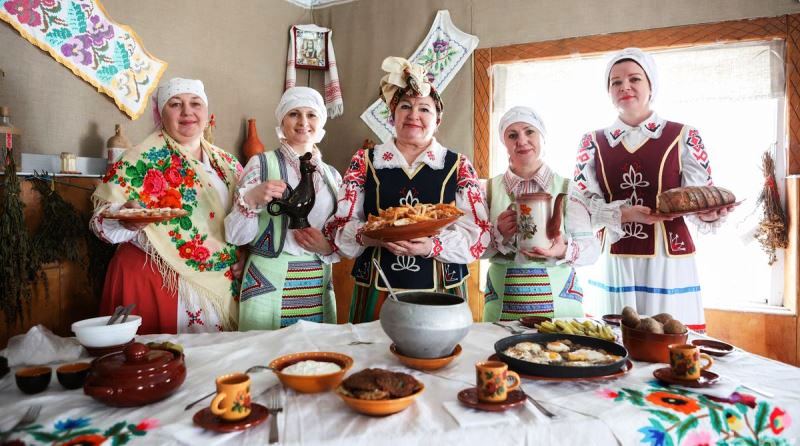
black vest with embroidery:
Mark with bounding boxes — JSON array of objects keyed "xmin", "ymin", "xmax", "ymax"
[{"xmin": 352, "ymin": 149, "xmax": 468, "ymax": 290}]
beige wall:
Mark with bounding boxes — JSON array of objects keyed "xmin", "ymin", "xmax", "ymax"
[
  {"xmin": 0, "ymin": 0, "xmax": 309, "ymax": 160},
  {"xmin": 314, "ymin": 0, "xmax": 800, "ymax": 173},
  {"xmin": 3, "ymin": 0, "xmax": 800, "ymax": 172}
]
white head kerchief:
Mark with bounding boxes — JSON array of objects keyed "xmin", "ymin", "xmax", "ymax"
[
  {"xmin": 499, "ymin": 106, "xmax": 547, "ymax": 143},
  {"xmin": 152, "ymin": 78, "xmax": 208, "ymax": 129},
  {"xmin": 604, "ymin": 47, "xmax": 658, "ymax": 103},
  {"xmin": 275, "ymin": 87, "xmax": 327, "ymax": 143}
]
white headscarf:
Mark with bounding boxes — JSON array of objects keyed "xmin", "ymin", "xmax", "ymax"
[
  {"xmin": 499, "ymin": 106, "xmax": 547, "ymax": 143},
  {"xmin": 275, "ymin": 87, "xmax": 327, "ymax": 143},
  {"xmin": 151, "ymin": 78, "xmax": 208, "ymax": 128},
  {"xmin": 604, "ymin": 47, "xmax": 658, "ymax": 103}
]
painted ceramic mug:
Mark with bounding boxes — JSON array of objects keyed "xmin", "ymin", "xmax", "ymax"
[
  {"xmin": 475, "ymin": 360, "xmax": 521, "ymax": 403},
  {"xmin": 669, "ymin": 344, "xmax": 714, "ymax": 380},
  {"xmin": 210, "ymin": 372, "xmax": 252, "ymax": 421}
]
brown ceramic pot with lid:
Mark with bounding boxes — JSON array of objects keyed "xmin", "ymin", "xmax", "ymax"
[{"xmin": 84, "ymin": 342, "xmax": 186, "ymax": 407}]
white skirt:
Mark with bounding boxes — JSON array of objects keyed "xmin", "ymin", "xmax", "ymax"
[{"xmin": 581, "ymin": 225, "xmax": 705, "ymax": 329}]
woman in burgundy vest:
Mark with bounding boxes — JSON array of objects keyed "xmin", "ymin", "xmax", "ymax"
[
  {"xmin": 572, "ymin": 48, "xmax": 734, "ymax": 331},
  {"xmin": 324, "ymin": 57, "xmax": 491, "ymax": 323}
]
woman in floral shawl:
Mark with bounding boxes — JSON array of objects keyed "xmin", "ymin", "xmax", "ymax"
[{"xmin": 91, "ymin": 78, "xmax": 243, "ymax": 334}]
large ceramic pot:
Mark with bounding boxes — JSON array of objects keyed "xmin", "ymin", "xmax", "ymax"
[
  {"xmin": 84, "ymin": 342, "xmax": 186, "ymax": 407},
  {"xmin": 379, "ymin": 291, "xmax": 472, "ymax": 359}
]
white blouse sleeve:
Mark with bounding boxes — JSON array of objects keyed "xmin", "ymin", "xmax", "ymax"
[
  {"xmin": 323, "ymin": 150, "xmax": 369, "ymax": 259},
  {"xmin": 573, "ymin": 132, "xmax": 626, "ymax": 240},
  {"xmin": 678, "ymin": 125, "xmax": 723, "ymax": 233},
  {"xmin": 562, "ymin": 188, "xmax": 601, "ymax": 267},
  {"xmin": 89, "ymin": 201, "xmax": 139, "ymax": 244},
  {"xmin": 224, "ymin": 155, "xmax": 266, "ymax": 246},
  {"xmin": 430, "ymin": 156, "xmax": 491, "ymax": 264}
]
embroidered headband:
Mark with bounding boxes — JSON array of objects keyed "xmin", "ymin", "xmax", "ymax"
[
  {"xmin": 151, "ymin": 77, "xmax": 208, "ymax": 128},
  {"xmin": 275, "ymin": 86, "xmax": 328, "ymax": 143},
  {"xmin": 605, "ymin": 47, "xmax": 658, "ymax": 103},
  {"xmin": 379, "ymin": 56, "xmax": 443, "ymax": 117},
  {"xmin": 499, "ymin": 106, "xmax": 547, "ymax": 144}
]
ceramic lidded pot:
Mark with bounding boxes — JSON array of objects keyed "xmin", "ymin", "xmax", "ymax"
[
  {"xmin": 84, "ymin": 342, "xmax": 186, "ymax": 407},
  {"xmin": 379, "ymin": 291, "xmax": 472, "ymax": 359}
]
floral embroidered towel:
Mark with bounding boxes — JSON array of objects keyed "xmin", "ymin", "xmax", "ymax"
[
  {"xmin": 0, "ymin": 0, "xmax": 167, "ymax": 119},
  {"xmin": 360, "ymin": 10, "xmax": 478, "ymax": 142}
]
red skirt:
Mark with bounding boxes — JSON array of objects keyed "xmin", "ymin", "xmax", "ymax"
[{"xmin": 100, "ymin": 243, "xmax": 177, "ymax": 334}]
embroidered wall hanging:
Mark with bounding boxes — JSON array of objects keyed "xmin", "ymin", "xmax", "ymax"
[
  {"xmin": 359, "ymin": 10, "xmax": 478, "ymax": 142},
  {"xmin": 0, "ymin": 0, "xmax": 167, "ymax": 119},
  {"xmin": 285, "ymin": 24, "xmax": 343, "ymax": 118}
]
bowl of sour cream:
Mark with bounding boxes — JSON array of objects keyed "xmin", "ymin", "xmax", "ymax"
[{"xmin": 268, "ymin": 351, "xmax": 353, "ymax": 393}]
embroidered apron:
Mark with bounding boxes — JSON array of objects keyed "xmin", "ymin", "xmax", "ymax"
[
  {"xmin": 238, "ymin": 149, "xmax": 338, "ymax": 330},
  {"xmin": 483, "ymin": 173, "xmax": 584, "ymax": 321}
]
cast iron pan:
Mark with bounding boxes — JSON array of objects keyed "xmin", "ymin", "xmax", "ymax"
[{"xmin": 494, "ymin": 333, "xmax": 629, "ymax": 378}]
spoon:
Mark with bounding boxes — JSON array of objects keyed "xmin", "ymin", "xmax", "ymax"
[
  {"xmin": 371, "ymin": 258, "xmax": 398, "ymax": 301},
  {"xmin": 106, "ymin": 306, "xmax": 125, "ymax": 325},
  {"xmin": 183, "ymin": 365, "xmax": 276, "ymax": 411},
  {"xmin": 120, "ymin": 303, "xmax": 136, "ymax": 323}
]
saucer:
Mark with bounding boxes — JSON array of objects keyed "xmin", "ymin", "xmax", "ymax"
[
  {"xmin": 193, "ymin": 403, "xmax": 269, "ymax": 432},
  {"xmin": 691, "ymin": 339, "xmax": 734, "ymax": 357},
  {"xmin": 84, "ymin": 339, "xmax": 134, "ymax": 357},
  {"xmin": 653, "ymin": 367, "xmax": 720, "ymax": 388},
  {"xmin": 601, "ymin": 314, "xmax": 623, "ymax": 326},
  {"xmin": 457, "ymin": 388, "xmax": 526, "ymax": 412},
  {"xmin": 518, "ymin": 316, "xmax": 552, "ymax": 329},
  {"xmin": 390, "ymin": 344, "xmax": 462, "ymax": 371}
]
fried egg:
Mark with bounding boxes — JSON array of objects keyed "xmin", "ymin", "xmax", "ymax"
[
  {"xmin": 515, "ymin": 342, "xmax": 542, "ymax": 353},
  {"xmin": 546, "ymin": 342, "xmax": 570, "ymax": 352}
]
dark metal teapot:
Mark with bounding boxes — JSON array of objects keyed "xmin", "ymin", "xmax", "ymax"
[{"xmin": 267, "ymin": 152, "xmax": 316, "ymax": 229}]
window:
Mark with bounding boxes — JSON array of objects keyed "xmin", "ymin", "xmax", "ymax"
[{"xmin": 490, "ymin": 40, "xmax": 786, "ymax": 308}]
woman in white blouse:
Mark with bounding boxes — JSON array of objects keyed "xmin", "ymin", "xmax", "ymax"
[
  {"xmin": 573, "ymin": 48, "xmax": 734, "ymax": 330},
  {"xmin": 324, "ymin": 57, "xmax": 491, "ymax": 323},
  {"xmin": 484, "ymin": 106, "xmax": 600, "ymax": 321},
  {"xmin": 225, "ymin": 87, "xmax": 340, "ymax": 330}
]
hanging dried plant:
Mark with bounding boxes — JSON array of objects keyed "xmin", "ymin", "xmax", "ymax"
[
  {"xmin": 0, "ymin": 155, "xmax": 42, "ymax": 324},
  {"xmin": 85, "ymin": 217, "xmax": 116, "ymax": 299},
  {"xmin": 754, "ymin": 150, "xmax": 788, "ymax": 265},
  {"xmin": 30, "ymin": 178, "xmax": 85, "ymax": 265}
]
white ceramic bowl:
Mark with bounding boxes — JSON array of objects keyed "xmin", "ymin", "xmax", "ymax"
[{"xmin": 71, "ymin": 315, "xmax": 142, "ymax": 348}]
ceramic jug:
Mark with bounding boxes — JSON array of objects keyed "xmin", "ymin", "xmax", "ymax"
[
  {"xmin": 267, "ymin": 152, "xmax": 316, "ymax": 229},
  {"xmin": 515, "ymin": 192, "xmax": 566, "ymax": 251},
  {"xmin": 242, "ymin": 118, "xmax": 265, "ymax": 161}
]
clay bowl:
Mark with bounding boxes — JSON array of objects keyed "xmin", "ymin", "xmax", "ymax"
[
  {"xmin": 519, "ymin": 316, "xmax": 552, "ymax": 329},
  {"xmin": 621, "ymin": 323, "xmax": 688, "ymax": 363},
  {"xmin": 57, "ymin": 362, "xmax": 91, "ymax": 389},
  {"xmin": 335, "ymin": 383, "xmax": 424, "ymax": 416},
  {"xmin": 15, "ymin": 366, "xmax": 52, "ymax": 394},
  {"xmin": 390, "ymin": 343, "xmax": 462, "ymax": 371},
  {"xmin": 268, "ymin": 352, "xmax": 353, "ymax": 393}
]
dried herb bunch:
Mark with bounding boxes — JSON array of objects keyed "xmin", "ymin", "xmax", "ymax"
[
  {"xmin": 31, "ymin": 178, "xmax": 85, "ymax": 264},
  {"xmin": 754, "ymin": 150, "xmax": 788, "ymax": 265},
  {"xmin": 0, "ymin": 155, "xmax": 41, "ymax": 324}
]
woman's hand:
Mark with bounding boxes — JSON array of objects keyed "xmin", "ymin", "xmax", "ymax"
[
  {"xmin": 119, "ymin": 201, "xmax": 151, "ymax": 231},
  {"xmin": 244, "ymin": 180, "xmax": 287, "ymax": 208},
  {"xmin": 696, "ymin": 204, "xmax": 735, "ymax": 223},
  {"xmin": 294, "ymin": 227, "xmax": 334, "ymax": 256},
  {"xmin": 620, "ymin": 205, "xmax": 674, "ymax": 225},
  {"xmin": 384, "ymin": 237, "xmax": 433, "ymax": 257},
  {"xmin": 524, "ymin": 234, "xmax": 567, "ymax": 259},
  {"xmin": 497, "ymin": 209, "xmax": 517, "ymax": 238}
]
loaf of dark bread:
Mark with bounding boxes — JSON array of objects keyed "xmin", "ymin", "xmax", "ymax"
[{"xmin": 657, "ymin": 186, "xmax": 735, "ymax": 213}]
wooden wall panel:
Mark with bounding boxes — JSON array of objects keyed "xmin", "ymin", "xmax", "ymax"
[
  {"xmin": 788, "ymin": 15, "xmax": 800, "ymax": 174},
  {"xmin": 473, "ymin": 48, "xmax": 492, "ymax": 178},
  {"xmin": 706, "ymin": 309, "xmax": 797, "ymax": 365},
  {"xmin": 333, "ymin": 258, "xmax": 355, "ymax": 324}
]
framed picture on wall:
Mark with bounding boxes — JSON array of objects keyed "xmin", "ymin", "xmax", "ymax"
[{"xmin": 294, "ymin": 27, "xmax": 329, "ymax": 70}]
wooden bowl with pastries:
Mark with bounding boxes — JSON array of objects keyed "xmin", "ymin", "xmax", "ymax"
[
  {"xmin": 335, "ymin": 368, "xmax": 425, "ymax": 416},
  {"xmin": 362, "ymin": 203, "xmax": 463, "ymax": 242}
]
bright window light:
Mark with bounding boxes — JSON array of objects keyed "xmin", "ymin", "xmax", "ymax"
[{"xmin": 490, "ymin": 40, "xmax": 786, "ymax": 308}]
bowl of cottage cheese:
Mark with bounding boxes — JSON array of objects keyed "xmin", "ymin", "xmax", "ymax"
[{"xmin": 268, "ymin": 352, "xmax": 353, "ymax": 393}]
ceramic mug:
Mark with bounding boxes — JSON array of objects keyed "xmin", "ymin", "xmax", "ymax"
[
  {"xmin": 669, "ymin": 344, "xmax": 714, "ymax": 380},
  {"xmin": 210, "ymin": 373, "xmax": 252, "ymax": 421},
  {"xmin": 511, "ymin": 193, "xmax": 553, "ymax": 251},
  {"xmin": 475, "ymin": 361, "xmax": 521, "ymax": 403}
]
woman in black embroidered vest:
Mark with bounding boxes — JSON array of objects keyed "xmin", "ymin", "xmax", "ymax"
[
  {"xmin": 324, "ymin": 57, "xmax": 491, "ymax": 323},
  {"xmin": 225, "ymin": 87, "xmax": 341, "ymax": 330},
  {"xmin": 573, "ymin": 48, "xmax": 735, "ymax": 331}
]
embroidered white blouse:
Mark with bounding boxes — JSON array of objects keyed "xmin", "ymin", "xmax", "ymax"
[
  {"xmin": 573, "ymin": 112, "xmax": 719, "ymax": 243},
  {"xmin": 485, "ymin": 165, "xmax": 601, "ymax": 267},
  {"xmin": 224, "ymin": 142, "xmax": 342, "ymax": 264},
  {"xmin": 324, "ymin": 139, "xmax": 491, "ymax": 265}
]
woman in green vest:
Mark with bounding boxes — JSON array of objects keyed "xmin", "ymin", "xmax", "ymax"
[
  {"xmin": 483, "ymin": 106, "xmax": 600, "ymax": 322},
  {"xmin": 225, "ymin": 87, "xmax": 340, "ymax": 330}
]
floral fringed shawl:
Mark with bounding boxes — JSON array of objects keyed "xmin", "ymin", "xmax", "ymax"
[{"xmin": 93, "ymin": 131, "xmax": 242, "ymax": 329}]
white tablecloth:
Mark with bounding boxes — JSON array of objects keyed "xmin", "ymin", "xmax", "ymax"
[{"xmin": 1, "ymin": 321, "xmax": 798, "ymax": 445}]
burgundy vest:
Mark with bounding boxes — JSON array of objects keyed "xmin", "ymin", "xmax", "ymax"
[{"xmin": 594, "ymin": 121, "xmax": 695, "ymax": 256}]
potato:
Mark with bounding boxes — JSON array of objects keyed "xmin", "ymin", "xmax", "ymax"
[
  {"xmin": 663, "ymin": 319, "xmax": 688, "ymax": 334},
  {"xmin": 637, "ymin": 317, "xmax": 664, "ymax": 334},
  {"xmin": 652, "ymin": 313, "xmax": 673, "ymax": 324},
  {"xmin": 621, "ymin": 306, "xmax": 640, "ymax": 328}
]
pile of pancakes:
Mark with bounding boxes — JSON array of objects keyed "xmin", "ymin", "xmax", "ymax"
[{"xmin": 338, "ymin": 368, "xmax": 422, "ymax": 400}]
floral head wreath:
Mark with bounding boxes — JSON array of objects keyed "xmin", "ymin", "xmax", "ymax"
[{"xmin": 379, "ymin": 56, "xmax": 443, "ymax": 119}]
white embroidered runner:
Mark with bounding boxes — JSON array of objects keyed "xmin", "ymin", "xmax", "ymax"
[
  {"xmin": 360, "ymin": 10, "xmax": 478, "ymax": 142},
  {"xmin": 0, "ymin": 0, "xmax": 166, "ymax": 119}
]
